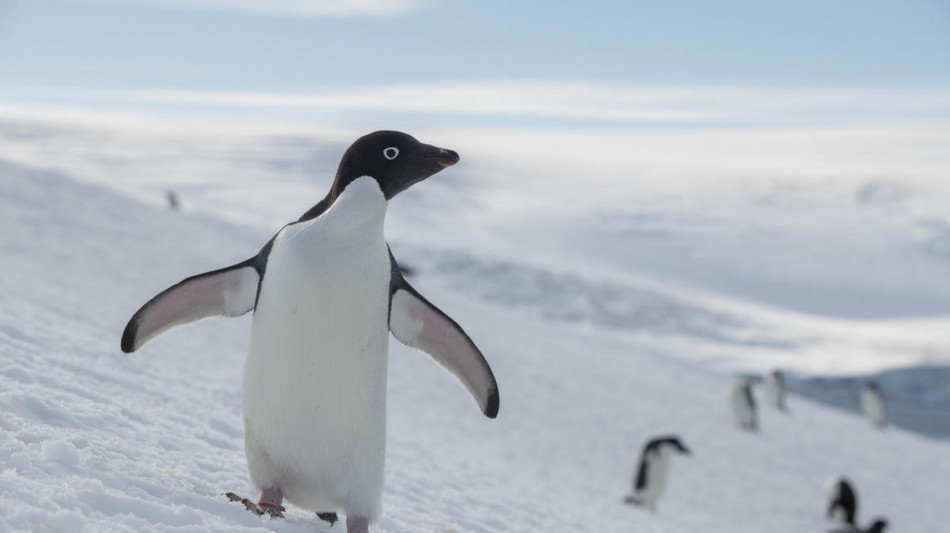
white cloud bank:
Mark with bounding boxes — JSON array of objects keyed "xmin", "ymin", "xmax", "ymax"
[
  {"xmin": 89, "ymin": 0, "xmax": 434, "ymax": 17},
  {"xmin": 76, "ymin": 81, "xmax": 950, "ymax": 126}
]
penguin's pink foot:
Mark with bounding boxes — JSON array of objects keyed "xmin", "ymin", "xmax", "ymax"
[
  {"xmin": 225, "ymin": 486, "xmax": 285, "ymax": 518},
  {"xmin": 257, "ymin": 486, "xmax": 285, "ymax": 518},
  {"xmin": 346, "ymin": 515, "xmax": 369, "ymax": 533},
  {"xmin": 226, "ymin": 492, "xmax": 265, "ymax": 515}
]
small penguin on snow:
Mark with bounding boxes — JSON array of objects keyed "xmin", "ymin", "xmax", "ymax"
[
  {"xmin": 729, "ymin": 378, "xmax": 757, "ymax": 430},
  {"xmin": 166, "ymin": 189, "xmax": 180, "ymax": 211},
  {"xmin": 860, "ymin": 382, "xmax": 888, "ymax": 428},
  {"xmin": 826, "ymin": 477, "xmax": 857, "ymax": 527},
  {"xmin": 121, "ymin": 131, "xmax": 500, "ymax": 533},
  {"xmin": 763, "ymin": 369, "xmax": 788, "ymax": 412},
  {"xmin": 624, "ymin": 436, "xmax": 691, "ymax": 511}
]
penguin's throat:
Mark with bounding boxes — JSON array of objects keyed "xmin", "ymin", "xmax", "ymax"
[{"xmin": 322, "ymin": 176, "xmax": 388, "ymax": 235}]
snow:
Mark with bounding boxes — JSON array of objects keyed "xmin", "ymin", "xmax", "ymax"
[{"xmin": 1, "ymin": 112, "xmax": 950, "ymax": 531}]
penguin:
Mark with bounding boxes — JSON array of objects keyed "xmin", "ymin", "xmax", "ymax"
[
  {"xmin": 763, "ymin": 369, "xmax": 788, "ymax": 412},
  {"xmin": 121, "ymin": 131, "xmax": 500, "ymax": 533},
  {"xmin": 166, "ymin": 189, "xmax": 180, "ymax": 211},
  {"xmin": 624, "ymin": 436, "xmax": 690, "ymax": 511},
  {"xmin": 729, "ymin": 378, "xmax": 757, "ymax": 430},
  {"xmin": 826, "ymin": 477, "xmax": 857, "ymax": 527},
  {"xmin": 860, "ymin": 382, "xmax": 888, "ymax": 428}
]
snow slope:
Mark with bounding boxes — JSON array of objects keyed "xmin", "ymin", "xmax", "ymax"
[
  {"xmin": 2, "ymin": 157, "xmax": 950, "ymax": 532},
  {"xmin": 2, "ymin": 112, "xmax": 950, "ymax": 376}
]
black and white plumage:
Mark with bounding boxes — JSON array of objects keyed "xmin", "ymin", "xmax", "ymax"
[
  {"xmin": 763, "ymin": 369, "xmax": 787, "ymax": 412},
  {"xmin": 121, "ymin": 131, "xmax": 499, "ymax": 533},
  {"xmin": 826, "ymin": 477, "xmax": 857, "ymax": 526},
  {"xmin": 729, "ymin": 378, "xmax": 757, "ymax": 430},
  {"xmin": 860, "ymin": 382, "xmax": 888, "ymax": 428},
  {"xmin": 624, "ymin": 436, "xmax": 690, "ymax": 511}
]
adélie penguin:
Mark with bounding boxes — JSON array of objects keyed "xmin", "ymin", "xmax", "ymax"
[
  {"xmin": 763, "ymin": 369, "xmax": 788, "ymax": 412},
  {"xmin": 121, "ymin": 131, "xmax": 500, "ymax": 533},
  {"xmin": 860, "ymin": 382, "xmax": 888, "ymax": 428},
  {"xmin": 826, "ymin": 477, "xmax": 857, "ymax": 526},
  {"xmin": 729, "ymin": 378, "xmax": 757, "ymax": 430},
  {"xmin": 624, "ymin": 436, "xmax": 691, "ymax": 511},
  {"xmin": 826, "ymin": 477, "xmax": 888, "ymax": 533}
]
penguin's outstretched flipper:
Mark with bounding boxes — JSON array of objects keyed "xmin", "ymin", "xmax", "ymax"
[
  {"xmin": 388, "ymin": 254, "xmax": 499, "ymax": 418},
  {"xmin": 122, "ymin": 258, "xmax": 261, "ymax": 353}
]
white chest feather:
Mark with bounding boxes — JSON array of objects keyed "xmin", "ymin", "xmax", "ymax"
[
  {"xmin": 242, "ymin": 177, "xmax": 392, "ymax": 517},
  {"xmin": 861, "ymin": 389, "xmax": 887, "ymax": 427},
  {"xmin": 763, "ymin": 375, "xmax": 785, "ymax": 409},
  {"xmin": 637, "ymin": 448, "xmax": 672, "ymax": 505},
  {"xmin": 730, "ymin": 384, "xmax": 756, "ymax": 428}
]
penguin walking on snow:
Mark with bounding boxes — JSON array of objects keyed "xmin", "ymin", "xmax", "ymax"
[
  {"xmin": 729, "ymin": 378, "xmax": 757, "ymax": 430},
  {"xmin": 166, "ymin": 189, "xmax": 180, "ymax": 211},
  {"xmin": 826, "ymin": 477, "xmax": 857, "ymax": 527},
  {"xmin": 826, "ymin": 478, "xmax": 888, "ymax": 533},
  {"xmin": 121, "ymin": 131, "xmax": 500, "ymax": 533},
  {"xmin": 624, "ymin": 436, "xmax": 690, "ymax": 511},
  {"xmin": 763, "ymin": 369, "xmax": 788, "ymax": 412},
  {"xmin": 860, "ymin": 382, "xmax": 888, "ymax": 428}
]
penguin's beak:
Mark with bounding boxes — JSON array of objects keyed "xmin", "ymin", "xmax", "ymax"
[
  {"xmin": 680, "ymin": 446, "xmax": 692, "ymax": 456},
  {"xmin": 435, "ymin": 148, "xmax": 460, "ymax": 168}
]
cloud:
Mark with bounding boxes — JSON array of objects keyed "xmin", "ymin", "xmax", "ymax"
[
  {"xmin": 77, "ymin": 81, "xmax": 950, "ymax": 126},
  {"xmin": 89, "ymin": 0, "xmax": 434, "ymax": 17}
]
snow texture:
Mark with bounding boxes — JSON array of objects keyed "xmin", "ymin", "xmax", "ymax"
[{"xmin": 1, "ymin": 114, "xmax": 950, "ymax": 532}]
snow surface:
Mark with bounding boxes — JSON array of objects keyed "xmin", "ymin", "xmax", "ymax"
[
  {"xmin": 2, "ymin": 112, "xmax": 950, "ymax": 376},
  {"xmin": 1, "ymin": 113, "xmax": 950, "ymax": 531}
]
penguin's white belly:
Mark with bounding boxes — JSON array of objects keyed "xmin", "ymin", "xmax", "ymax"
[
  {"xmin": 241, "ymin": 193, "xmax": 391, "ymax": 517},
  {"xmin": 861, "ymin": 391, "xmax": 887, "ymax": 427},
  {"xmin": 635, "ymin": 453, "xmax": 669, "ymax": 507},
  {"xmin": 764, "ymin": 379, "xmax": 783, "ymax": 408}
]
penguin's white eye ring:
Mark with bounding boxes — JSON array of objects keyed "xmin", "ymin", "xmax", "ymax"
[{"xmin": 383, "ymin": 147, "xmax": 399, "ymax": 160}]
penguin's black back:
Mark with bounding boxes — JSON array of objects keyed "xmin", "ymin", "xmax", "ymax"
[{"xmin": 829, "ymin": 479, "xmax": 857, "ymax": 525}]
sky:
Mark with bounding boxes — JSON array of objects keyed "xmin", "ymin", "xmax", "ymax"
[{"xmin": 0, "ymin": 0, "xmax": 948, "ymax": 128}]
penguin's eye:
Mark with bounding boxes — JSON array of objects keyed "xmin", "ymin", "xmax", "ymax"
[{"xmin": 383, "ymin": 147, "xmax": 399, "ymax": 160}]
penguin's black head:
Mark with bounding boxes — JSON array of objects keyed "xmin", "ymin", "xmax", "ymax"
[
  {"xmin": 867, "ymin": 519, "xmax": 888, "ymax": 533},
  {"xmin": 670, "ymin": 437, "xmax": 691, "ymax": 455},
  {"xmin": 332, "ymin": 130, "xmax": 459, "ymax": 200},
  {"xmin": 646, "ymin": 435, "xmax": 691, "ymax": 455}
]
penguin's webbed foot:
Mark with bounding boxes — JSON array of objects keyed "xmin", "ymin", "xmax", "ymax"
[
  {"xmin": 226, "ymin": 492, "xmax": 263, "ymax": 515},
  {"xmin": 317, "ymin": 512, "xmax": 339, "ymax": 526},
  {"xmin": 225, "ymin": 492, "xmax": 285, "ymax": 518},
  {"xmin": 259, "ymin": 501, "xmax": 285, "ymax": 518}
]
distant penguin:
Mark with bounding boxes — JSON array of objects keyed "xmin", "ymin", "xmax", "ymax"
[
  {"xmin": 826, "ymin": 477, "xmax": 857, "ymax": 526},
  {"xmin": 166, "ymin": 189, "xmax": 180, "ymax": 211},
  {"xmin": 860, "ymin": 382, "xmax": 888, "ymax": 428},
  {"xmin": 121, "ymin": 131, "xmax": 500, "ymax": 533},
  {"xmin": 729, "ymin": 378, "xmax": 757, "ymax": 430},
  {"xmin": 624, "ymin": 436, "xmax": 690, "ymax": 511},
  {"xmin": 763, "ymin": 369, "xmax": 787, "ymax": 412}
]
